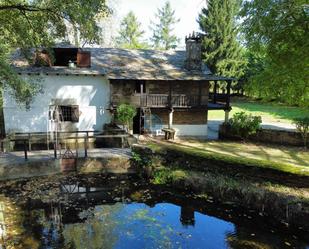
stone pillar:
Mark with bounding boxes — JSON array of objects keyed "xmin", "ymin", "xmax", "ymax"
[
  {"xmin": 224, "ymin": 110, "xmax": 230, "ymax": 123},
  {"xmin": 168, "ymin": 109, "xmax": 174, "ymax": 128}
]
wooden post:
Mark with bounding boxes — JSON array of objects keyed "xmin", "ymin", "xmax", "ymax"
[
  {"xmin": 225, "ymin": 80, "xmax": 232, "ymax": 123},
  {"xmin": 168, "ymin": 81, "xmax": 172, "ymax": 108},
  {"xmin": 213, "ymin": 81, "xmax": 218, "ymax": 104},
  {"xmin": 84, "ymin": 135, "xmax": 88, "ymax": 158},
  {"xmin": 198, "ymin": 81, "xmax": 202, "ymax": 106},
  {"xmin": 0, "ymin": 88, "xmax": 6, "ymax": 139},
  {"xmin": 75, "ymin": 139, "xmax": 78, "ymax": 158},
  {"xmin": 54, "ymin": 141, "xmax": 57, "ymax": 159},
  {"xmin": 140, "ymin": 81, "xmax": 144, "ymax": 107},
  {"xmin": 24, "ymin": 140, "xmax": 28, "ymax": 161}
]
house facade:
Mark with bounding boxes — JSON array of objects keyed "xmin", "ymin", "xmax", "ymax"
[
  {"xmin": 4, "ymin": 34, "xmax": 232, "ymax": 137},
  {"xmin": 3, "ymin": 75, "xmax": 111, "ymax": 134}
]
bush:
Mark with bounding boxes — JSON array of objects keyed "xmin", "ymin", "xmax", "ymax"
[
  {"xmin": 116, "ymin": 104, "xmax": 137, "ymax": 131},
  {"xmin": 229, "ymin": 112, "xmax": 262, "ymax": 139},
  {"xmin": 293, "ymin": 117, "xmax": 309, "ymax": 148}
]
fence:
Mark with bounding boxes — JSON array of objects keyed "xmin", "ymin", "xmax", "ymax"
[{"xmin": 0, "ymin": 131, "xmax": 129, "ymax": 161}]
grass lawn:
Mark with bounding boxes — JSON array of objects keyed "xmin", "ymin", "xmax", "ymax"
[
  {"xmin": 208, "ymin": 98, "xmax": 309, "ymax": 124},
  {"xmin": 147, "ymin": 138, "xmax": 309, "ymax": 176},
  {"xmin": 175, "ymin": 138, "xmax": 309, "ymax": 168}
]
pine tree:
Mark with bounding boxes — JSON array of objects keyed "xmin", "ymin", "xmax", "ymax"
[
  {"xmin": 116, "ymin": 11, "xmax": 148, "ymax": 49},
  {"xmin": 150, "ymin": 1, "xmax": 180, "ymax": 50},
  {"xmin": 198, "ymin": 0, "xmax": 246, "ymax": 82}
]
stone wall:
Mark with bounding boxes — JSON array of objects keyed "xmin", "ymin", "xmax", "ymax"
[{"xmin": 219, "ymin": 124, "xmax": 304, "ymax": 147}]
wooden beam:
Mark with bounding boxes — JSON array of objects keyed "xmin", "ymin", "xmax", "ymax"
[
  {"xmin": 198, "ymin": 81, "xmax": 202, "ymax": 106},
  {"xmin": 168, "ymin": 81, "xmax": 172, "ymax": 108},
  {"xmin": 213, "ymin": 81, "xmax": 218, "ymax": 104},
  {"xmin": 226, "ymin": 80, "xmax": 231, "ymax": 109},
  {"xmin": 140, "ymin": 81, "xmax": 144, "ymax": 107}
]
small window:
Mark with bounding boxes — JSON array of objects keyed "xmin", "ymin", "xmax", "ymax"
[
  {"xmin": 135, "ymin": 81, "xmax": 146, "ymax": 93},
  {"xmin": 60, "ymin": 106, "xmax": 72, "ymax": 121},
  {"xmin": 59, "ymin": 105, "xmax": 79, "ymax": 122},
  {"xmin": 49, "ymin": 105, "xmax": 79, "ymax": 122}
]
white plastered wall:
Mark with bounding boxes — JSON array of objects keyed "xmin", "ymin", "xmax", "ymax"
[
  {"xmin": 3, "ymin": 75, "xmax": 111, "ymax": 133},
  {"xmin": 153, "ymin": 124, "xmax": 208, "ymax": 137},
  {"xmin": 172, "ymin": 124, "xmax": 208, "ymax": 136}
]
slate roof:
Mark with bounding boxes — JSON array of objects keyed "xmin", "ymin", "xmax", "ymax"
[{"xmin": 12, "ymin": 47, "xmax": 233, "ymax": 81}]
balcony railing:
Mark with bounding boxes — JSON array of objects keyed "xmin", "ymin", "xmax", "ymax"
[
  {"xmin": 112, "ymin": 93, "xmax": 228, "ymax": 109},
  {"xmin": 140, "ymin": 94, "xmax": 208, "ymax": 108},
  {"xmin": 141, "ymin": 94, "xmax": 169, "ymax": 107}
]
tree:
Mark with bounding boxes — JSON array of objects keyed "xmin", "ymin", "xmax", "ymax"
[
  {"xmin": 116, "ymin": 104, "xmax": 137, "ymax": 131},
  {"xmin": 116, "ymin": 11, "xmax": 149, "ymax": 49},
  {"xmin": 240, "ymin": 0, "xmax": 309, "ymax": 107},
  {"xmin": 198, "ymin": 0, "xmax": 246, "ymax": 88},
  {"xmin": 150, "ymin": 1, "xmax": 180, "ymax": 50},
  {"xmin": 0, "ymin": 0, "xmax": 109, "ymax": 108}
]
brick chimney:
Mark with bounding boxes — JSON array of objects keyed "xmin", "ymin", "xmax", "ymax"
[{"xmin": 184, "ymin": 32, "xmax": 203, "ymax": 71}]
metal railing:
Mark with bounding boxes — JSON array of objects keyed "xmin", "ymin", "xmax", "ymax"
[{"xmin": 0, "ymin": 130, "xmax": 129, "ymax": 161}]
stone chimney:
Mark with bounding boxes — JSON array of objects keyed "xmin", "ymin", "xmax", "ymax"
[{"xmin": 184, "ymin": 32, "xmax": 203, "ymax": 71}]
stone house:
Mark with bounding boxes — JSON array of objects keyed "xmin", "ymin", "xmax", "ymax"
[{"xmin": 3, "ymin": 34, "xmax": 232, "ymax": 137}]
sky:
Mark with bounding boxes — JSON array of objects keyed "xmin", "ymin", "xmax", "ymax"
[{"xmin": 106, "ymin": 0, "xmax": 207, "ymax": 49}]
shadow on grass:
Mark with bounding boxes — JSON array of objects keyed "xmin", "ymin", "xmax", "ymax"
[
  {"xmin": 172, "ymin": 139, "xmax": 309, "ymax": 168},
  {"xmin": 232, "ymin": 100, "xmax": 309, "ymax": 122}
]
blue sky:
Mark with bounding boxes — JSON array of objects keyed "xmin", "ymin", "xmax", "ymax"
[{"xmin": 113, "ymin": 0, "xmax": 207, "ymax": 48}]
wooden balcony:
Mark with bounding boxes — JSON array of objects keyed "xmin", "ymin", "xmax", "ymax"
[{"xmin": 112, "ymin": 93, "xmax": 229, "ymax": 109}]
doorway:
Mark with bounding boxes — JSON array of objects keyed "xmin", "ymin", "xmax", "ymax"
[{"xmin": 133, "ymin": 109, "xmax": 144, "ymax": 134}]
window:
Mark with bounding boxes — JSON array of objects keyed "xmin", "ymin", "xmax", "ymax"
[
  {"xmin": 135, "ymin": 81, "xmax": 146, "ymax": 93},
  {"xmin": 60, "ymin": 106, "xmax": 72, "ymax": 121},
  {"xmin": 49, "ymin": 105, "xmax": 79, "ymax": 122},
  {"xmin": 53, "ymin": 48, "xmax": 78, "ymax": 66}
]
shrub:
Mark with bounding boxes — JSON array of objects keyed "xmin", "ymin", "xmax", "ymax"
[
  {"xmin": 116, "ymin": 104, "xmax": 137, "ymax": 131},
  {"xmin": 293, "ymin": 117, "xmax": 309, "ymax": 148},
  {"xmin": 131, "ymin": 152, "xmax": 151, "ymax": 168},
  {"xmin": 229, "ymin": 112, "xmax": 262, "ymax": 139}
]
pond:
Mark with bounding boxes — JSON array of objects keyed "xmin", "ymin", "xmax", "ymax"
[{"xmin": 0, "ymin": 174, "xmax": 308, "ymax": 249}]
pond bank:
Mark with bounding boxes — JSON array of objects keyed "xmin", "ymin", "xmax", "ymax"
[
  {"xmin": 132, "ymin": 143, "xmax": 309, "ymax": 232},
  {"xmin": 1, "ymin": 173, "xmax": 308, "ymax": 248},
  {"xmin": 0, "ymin": 148, "xmax": 133, "ymax": 181}
]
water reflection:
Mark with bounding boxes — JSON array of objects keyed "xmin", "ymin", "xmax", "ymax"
[
  {"xmin": 180, "ymin": 206, "xmax": 195, "ymax": 227},
  {"xmin": 0, "ymin": 175, "xmax": 308, "ymax": 249}
]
